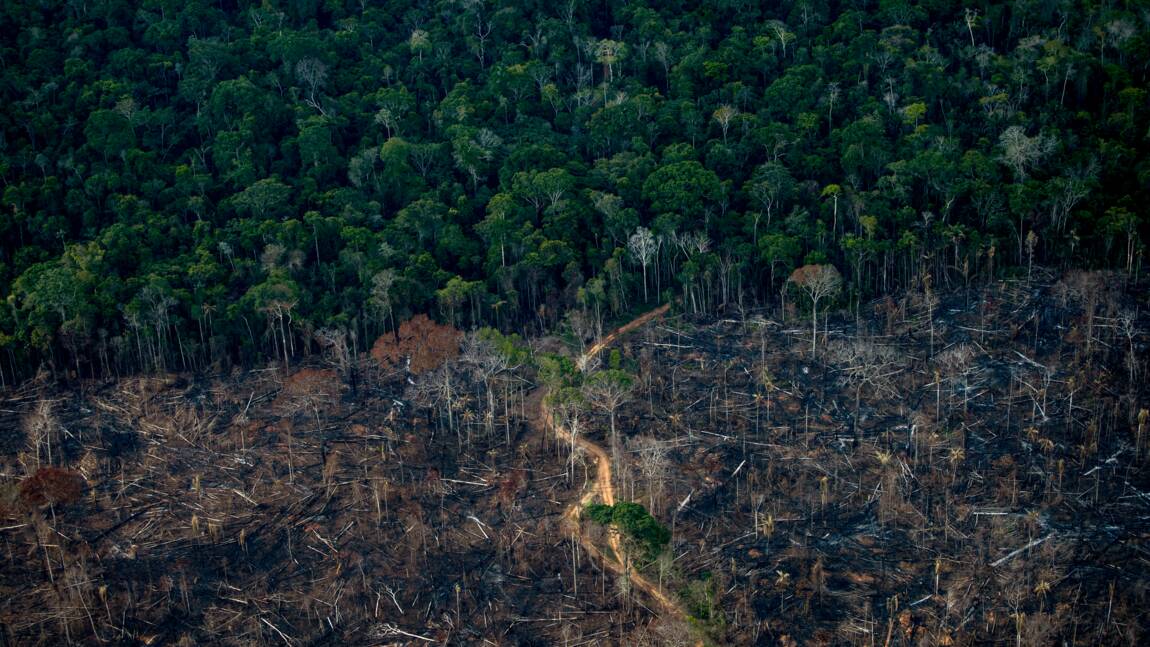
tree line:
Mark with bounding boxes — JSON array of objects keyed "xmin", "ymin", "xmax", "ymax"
[{"xmin": 0, "ymin": 0, "xmax": 1146, "ymax": 383}]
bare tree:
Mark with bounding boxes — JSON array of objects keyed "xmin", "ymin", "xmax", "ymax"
[
  {"xmin": 633, "ymin": 436, "xmax": 670, "ymax": 516},
  {"xmin": 295, "ymin": 58, "xmax": 328, "ymax": 116},
  {"xmin": 595, "ymin": 39, "xmax": 626, "ymax": 86},
  {"xmin": 766, "ymin": 20, "xmax": 795, "ymax": 60},
  {"xmin": 821, "ymin": 184, "xmax": 841, "ymax": 235},
  {"xmin": 314, "ymin": 327, "xmax": 351, "ymax": 374},
  {"xmin": 933, "ymin": 343, "xmax": 981, "ymax": 417},
  {"xmin": 470, "ymin": 11, "xmax": 492, "ymax": 69},
  {"xmin": 825, "ymin": 82, "xmax": 840, "ymax": 129},
  {"xmin": 565, "ymin": 308, "xmax": 598, "ymax": 355},
  {"xmin": 460, "ymin": 332, "xmax": 511, "ymax": 441},
  {"xmin": 787, "ymin": 264, "xmax": 843, "ymax": 355},
  {"xmin": 548, "ymin": 386, "xmax": 585, "ymax": 481},
  {"xmin": 141, "ymin": 284, "xmax": 177, "ymax": 371},
  {"xmin": 23, "ymin": 399, "xmax": 59, "ymax": 468},
  {"xmin": 261, "ymin": 298, "xmax": 296, "ymax": 372},
  {"xmin": 998, "ymin": 125, "xmax": 1055, "ymax": 181},
  {"xmin": 826, "ymin": 339, "xmax": 904, "ymax": 434},
  {"xmin": 277, "ymin": 367, "xmax": 342, "ymax": 426},
  {"xmin": 1049, "ymin": 161, "xmax": 1097, "ymax": 233},
  {"xmin": 585, "ymin": 369, "xmax": 634, "ymax": 478},
  {"xmin": 1055, "ymin": 270, "xmax": 1117, "ymax": 359},
  {"xmin": 963, "ymin": 8, "xmax": 978, "ymax": 47},
  {"xmin": 407, "ymin": 362, "xmax": 466, "ymax": 447},
  {"xmin": 1118, "ymin": 310, "xmax": 1140, "ymax": 388},
  {"xmin": 712, "ymin": 105, "xmax": 737, "ymax": 145},
  {"xmin": 368, "ymin": 269, "xmax": 396, "ymax": 334},
  {"xmin": 675, "ymin": 230, "xmax": 710, "ymax": 258},
  {"xmin": 628, "ymin": 226, "xmax": 658, "ymax": 302}
]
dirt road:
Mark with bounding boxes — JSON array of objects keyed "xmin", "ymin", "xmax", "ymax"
[{"xmin": 530, "ymin": 304, "xmax": 696, "ymax": 629}]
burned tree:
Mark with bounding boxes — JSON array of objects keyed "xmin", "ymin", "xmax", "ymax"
[
  {"xmin": 585, "ymin": 369, "xmax": 634, "ymax": 477},
  {"xmin": 276, "ymin": 367, "xmax": 343, "ymax": 425},
  {"xmin": 933, "ymin": 343, "xmax": 982, "ymax": 419},
  {"xmin": 313, "ymin": 327, "xmax": 352, "ymax": 375},
  {"xmin": 1054, "ymin": 270, "xmax": 1118, "ymax": 360},
  {"xmin": 825, "ymin": 338, "xmax": 903, "ymax": 434},
  {"xmin": 459, "ymin": 331, "xmax": 509, "ymax": 441},
  {"xmin": 548, "ymin": 385, "xmax": 586, "ymax": 481},
  {"xmin": 23, "ymin": 399, "xmax": 60, "ymax": 469},
  {"xmin": 633, "ymin": 436, "xmax": 671, "ymax": 516}
]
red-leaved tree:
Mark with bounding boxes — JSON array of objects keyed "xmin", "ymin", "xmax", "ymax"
[{"xmin": 371, "ymin": 314, "xmax": 462, "ymax": 375}]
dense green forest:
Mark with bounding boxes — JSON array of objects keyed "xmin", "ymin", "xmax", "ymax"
[{"xmin": 0, "ymin": 0, "xmax": 1147, "ymax": 383}]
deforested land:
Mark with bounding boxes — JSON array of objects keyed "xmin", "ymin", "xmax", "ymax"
[{"xmin": 1, "ymin": 0, "xmax": 1149, "ymax": 644}]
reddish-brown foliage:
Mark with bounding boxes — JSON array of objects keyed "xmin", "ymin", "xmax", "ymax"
[
  {"xmin": 371, "ymin": 314, "xmax": 462, "ymax": 375},
  {"xmin": 787, "ymin": 263, "xmax": 843, "ymax": 300},
  {"xmin": 18, "ymin": 467, "xmax": 86, "ymax": 508}
]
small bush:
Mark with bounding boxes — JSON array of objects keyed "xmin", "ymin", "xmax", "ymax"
[{"xmin": 583, "ymin": 501, "xmax": 670, "ymax": 561}]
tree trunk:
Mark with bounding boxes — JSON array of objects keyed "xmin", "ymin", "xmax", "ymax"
[{"xmin": 811, "ymin": 298, "xmax": 819, "ymax": 356}]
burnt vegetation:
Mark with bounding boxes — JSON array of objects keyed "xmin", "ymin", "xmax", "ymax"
[
  {"xmin": 1, "ymin": 272, "xmax": 1147, "ymax": 645},
  {"xmin": 601, "ymin": 271, "xmax": 1150, "ymax": 645}
]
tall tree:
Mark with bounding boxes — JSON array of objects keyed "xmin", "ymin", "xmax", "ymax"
[
  {"xmin": 585, "ymin": 368, "xmax": 634, "ymax": 479},
  {"xmin": 628, "ymin": 226, "xmax": 658, "ymax": 302},
  {"xmin": 788, "ymin": 264, "xmax": 843, "ymax": 355}
]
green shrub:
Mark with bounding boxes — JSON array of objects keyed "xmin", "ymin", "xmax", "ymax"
[{"xmin": 583, "ymin": 501, "xmax": 670, "ymax": 561}]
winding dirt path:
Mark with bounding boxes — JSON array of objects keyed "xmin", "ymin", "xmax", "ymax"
[{"xmin": 530, "ymin": 304, "xmax": 697, "ymax": 628}]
